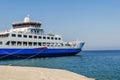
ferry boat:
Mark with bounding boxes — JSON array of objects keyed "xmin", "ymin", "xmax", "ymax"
[{"xmin": 0, "ymin": 16, "xmax": 84, "ymax": 59}]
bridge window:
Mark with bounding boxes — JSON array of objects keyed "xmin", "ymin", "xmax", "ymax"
[{"xmin": 0, "ymin": 34, "xmax": 9, "ymax": 38}]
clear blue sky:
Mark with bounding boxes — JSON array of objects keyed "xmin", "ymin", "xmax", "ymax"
[{"xmin": 0, "ymin": 0, "xmax": 120, "ymax": 50}]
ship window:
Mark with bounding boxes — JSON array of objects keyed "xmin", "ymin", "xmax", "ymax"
[
  {"xmin": 55, "ymin": 43, "xmax": 58, "ymax": 46},
  {"xmin": 23, "ymin": 42, "xmax": 27, "ymax": 46},
  {"xmin": 47, "ymin": 42, "xmax": 50, "ymax": 46},
  {"xmin": 50, "ymin": 43, "xmax": 54, "ymax": 47},
  {"xmin": 43, "ymin": 42, "xmax": 46, "ymax": 46},
  {"xmin": 65, "ymin": 42, "xmax": 71, "ymax": 46},
  {"xmin": 34, "ymin": 42, "xmax": 37, "ymax": 46},
  {"xmin": 38, "ymin": 42, "xmax": 41, "ymax": 46},
  {"xmin": 34, "ymin": 36, "xmax": 37, "ymax": 38},
  {"xmin": 51, "ymin": 37, "xmax": 54, "ymax": 40},
  {"xmin": 17, "ymin": 41, "xmax": 22, "ymax": 46},
  {"xmin": 31, "ymin": 30, "xmax": 34, "ymax": 33},
  {"xmin": 58, "ymin": 43, "xmax": 61, "ymax": 47},
  {"xmin": 23, "ymin": 35, "xmax": 27, "ymax": 38},
  {"xmin": 58, "ymin": 38, "xmax": 61, "ymax": 40},
  {"xmin": 11, "ymin": 41, "xmax": 16, "ymax": 46},
  {"xmin": 34, "ymin": 30, "xmax": 36, "ymax": 34},
  {"xmin": 43, "ymin": 36, "xmax": 46, "ymax": 39},
  {"xmin": 5, "ymin": 34, "xmax": 9, "ymax": 37},
  {"xmin": 28, "ymin": 42, "xmax": 32, "ymax": 46},
  {"xmin": 3, "ymin": 35, "xmax": 5, "ymax": 37},
  {"xmin": 39, "ymin": 36, "xmax": 41, "ymax": 39},
  {"xmin": 55, "ymin": 37, "xmax": 57, "ymax": 40},
  {"xmin": 29, "ymin": 35, "xmax": 32, "ymax": 38},
  {"xmin": 12, "ymin": 34, "xmax": 16, "ymax": 37},
  {"xmin": 47, "ymin": 37, "xmax": 50, "ymax": 39},
  {"xmin": 0, "ymin": 42, "xmax": 2, "ymax": 45},
  {"xmin": 6, "ymin": 41, "xmax": 10, "ymax": 45},
  {"xmin": 37, "ymin": 30, "xmax": 39, "ymax": 34},
  {"xmin": 61, "ymin": 43, "xmax": 63, "ymax": 46},
  {"xmin": 18, "ymin": 34, "xmax": 22, "ymax": 37}
]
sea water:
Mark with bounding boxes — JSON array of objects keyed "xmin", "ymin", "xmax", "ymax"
[{"xmin": 0, "ymin": 50, "xmax": 120, "ymax": 80}]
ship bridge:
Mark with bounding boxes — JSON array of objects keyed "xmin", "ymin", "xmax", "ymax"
[
  {"xmin": 10, "ymin": 16, "xmax": 44, "ymax": 34},
  {"xmin": 12, "ymin": 16, "xmax": 41, "ymax": 29}
]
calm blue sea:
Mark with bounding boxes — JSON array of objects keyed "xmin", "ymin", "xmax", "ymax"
[{"xmin": 0, "ymin": 50, "xmax": 120, "ymax": 80}]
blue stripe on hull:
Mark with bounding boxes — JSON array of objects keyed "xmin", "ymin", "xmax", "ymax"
[{"xmin": 0, "ymin": 48, "xmax": 81, "ymax": 59}]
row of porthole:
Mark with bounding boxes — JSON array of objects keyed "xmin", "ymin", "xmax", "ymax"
[{"xmin": 11, "ymin": 34, "xmax": 61, "ymax": 40}]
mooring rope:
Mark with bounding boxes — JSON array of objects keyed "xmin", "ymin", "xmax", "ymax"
[
  {"xmin": 0, "ymin": 47, "xmax": 47, "ymax": 59},
  {"xmin": 0, "ymin": 49, "xmax": 25, "ymax": 59},
  {"xmin": 11, "ymin": 47, "xmax": 47, "ymax": 65}
]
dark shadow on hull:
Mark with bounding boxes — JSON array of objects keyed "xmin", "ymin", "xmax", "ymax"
[{"xmin": 0, "ymin": 52, "xmax": 80, "ymax": 60}]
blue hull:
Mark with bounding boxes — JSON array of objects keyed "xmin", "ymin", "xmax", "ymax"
[{"xmin": 0, "ymin": 48, "xmax": 81, "ymax": 59}]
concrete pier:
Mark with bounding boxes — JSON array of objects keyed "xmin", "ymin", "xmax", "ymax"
[{"xmin": 0, "ymin": 66, "xmax": 95, "ymax": 80}]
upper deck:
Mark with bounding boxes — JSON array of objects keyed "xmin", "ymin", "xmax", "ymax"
[
  {"xmin": 9, "ymin": 16, "xmax": 44, "ymax": 35},
  {"xmin": 12, "ymin": 22, "xmax": 41, "ymax": 29},
  {"xmin": 12, "ymin": 16, "xmax": 41, "ymax": 29}
]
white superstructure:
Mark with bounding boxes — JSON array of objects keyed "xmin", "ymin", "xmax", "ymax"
[{"xmin": 0, "ymin": 16, "xmax": 83, "ymax": 49}]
